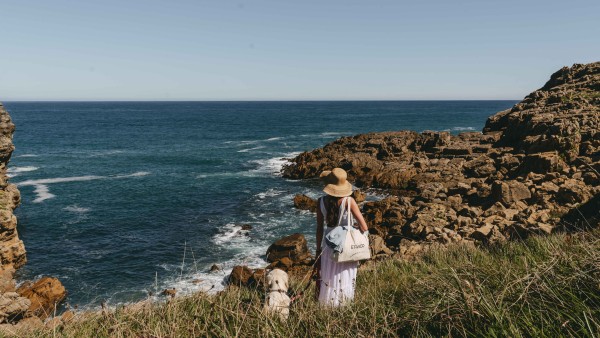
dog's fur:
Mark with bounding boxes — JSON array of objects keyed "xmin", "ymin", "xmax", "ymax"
[{"xmin": 264, "ymin": 268, "xmax": 291, "ymax": 320}]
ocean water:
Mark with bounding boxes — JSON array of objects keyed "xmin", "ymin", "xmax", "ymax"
[{"xmin": 3, "ymin": 101, "xmax": 516, "ymax": 308}]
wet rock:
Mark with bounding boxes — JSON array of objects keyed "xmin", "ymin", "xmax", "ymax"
[
  {"xmin": 293, "ymin": 194, "xmax": 317, "ymax": 212},
  {"xmin": 240, "ymin": 224, "xmax": 253, "ymax": 231},
  {"xmin": 16, "ymin": 277, "xmax": 67, "ymax": 320},
  {"xmin": 209, "ymin": 264, "xmax": 221, "ymax": 272}
]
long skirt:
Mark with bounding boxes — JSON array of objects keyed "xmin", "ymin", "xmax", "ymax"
[{"xmin": 318, "ymin": 245, "xmax": 358, "ymax": 306}]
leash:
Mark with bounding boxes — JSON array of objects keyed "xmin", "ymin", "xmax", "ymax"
[{"xmin": 289, "ymin": 250, "xmax": 323, "ymax": 303}]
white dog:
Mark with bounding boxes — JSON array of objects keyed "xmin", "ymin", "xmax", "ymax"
[{"xmin": 264, "ymin": 268, "xmax": 291, "ymax": 320}]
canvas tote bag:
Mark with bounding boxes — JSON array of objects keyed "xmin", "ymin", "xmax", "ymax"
[{"xmin": 332, "ymin": 197, "xmax": 371, "ymax": 263}]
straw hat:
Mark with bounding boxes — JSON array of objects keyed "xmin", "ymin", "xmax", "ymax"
[{"xmin": 320, "ymin": 168, "xmax": 353, "ymax": 197}]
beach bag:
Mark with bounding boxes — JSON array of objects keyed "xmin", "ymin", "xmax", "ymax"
[{"xmin": 331, "ymin": 198, "xmax": 371, "ymax": 263}]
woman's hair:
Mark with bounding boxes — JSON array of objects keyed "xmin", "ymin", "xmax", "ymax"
[{"xmin": 324, "ymin": 195, "xmax": 343, "ymax": 226}]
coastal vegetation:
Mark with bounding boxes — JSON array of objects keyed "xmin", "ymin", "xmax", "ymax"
[{"xmin": 31, "ymin": 228, "xmax": 600, "ymax": 337}]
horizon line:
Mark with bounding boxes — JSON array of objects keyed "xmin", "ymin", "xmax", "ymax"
[{"xmin": 2, "ymin": 98, "xmax": 520, "ymax": 103}]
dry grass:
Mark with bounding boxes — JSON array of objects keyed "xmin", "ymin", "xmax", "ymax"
[{"xmin": 30, "ymin": 229, "xmax": 600, "ymax": 337}]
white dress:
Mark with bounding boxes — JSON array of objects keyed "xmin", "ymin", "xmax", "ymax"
[{"xmin": 318, "ymin": 197, "xmax": 358, "ymax": 307}]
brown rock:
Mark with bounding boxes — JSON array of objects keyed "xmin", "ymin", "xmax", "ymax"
[
  {"xmin": 351, "ymin": 190, "xmax": 366, "ymax": 203},
  {"xmin": 16, "ymin": 277, "xmax": 66, "ymax": 319},
  {"xmin": 557, "ymin": 179, "xmax": 593, "ymax": 204},
  {"xmin": 229, "ymin": 266, "xmax": 253, "ymax": 286},
  {"xmin": 209, "ymin": 264, "xmax": 221, "ymax": 272},
  {"xmin": 470, "ymin": 223, "xmax": 495, "ymax": 242},
  {"xmin": 0, "ymin": 268, "xmax": 16, "ymax": 293},
  {"xmin": 60, "ymin": 310, "xmax": 74, "ymax": 323},
  {"xmin": 491, "ymin": 180, "xmax": 532, "ymax": 206},
  {"xmin": 266, "ymin": 233, "xmax": 312, "ymax": 265},
  {"xmin": 293, "ymin": 194, "xmax": 317, "ymax": 212},
  {"xmin": 0, "ymin": 292, "xmax": 30, "ymax": 323},
  {"xmin": 369, "ymin": 235, "xmax": 393, "ymax": 256},
  {"xmin": 267, "ymin": 257, "xmax": 293, "ymax": 270},
  {"xmin": 521, "ymin": 152, "xmax": 567, "ymax": 174},
  {"xmin": 248, "ymin": 268, "xmax": 267, "ymax": 289}
]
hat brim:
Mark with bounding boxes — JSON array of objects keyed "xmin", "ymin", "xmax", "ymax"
[
  {"xmin": 323, "ymin": 181, "xmax": 353, "ymax": 197},
  {"xmin": 319, "ymin": 170, "xmax": 332, "ymax": 178}
]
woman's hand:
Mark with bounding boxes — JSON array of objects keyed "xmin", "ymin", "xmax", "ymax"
[{"xmin": 349, "ymin": 197, "xmax": 369, "ymax": 232}]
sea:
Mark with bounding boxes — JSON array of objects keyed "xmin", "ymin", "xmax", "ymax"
[{"xmin": 3, "ymin": 100, "xmax": 517, "ymax": 309}]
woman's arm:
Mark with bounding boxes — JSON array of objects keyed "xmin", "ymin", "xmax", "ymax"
[
  {"xmin": 316, "ymin": 198, "xmax": 324, "ymax": 253},
  {"xmin": 350, "ymin": 197, "xmax": 368, "ymax": 233}
]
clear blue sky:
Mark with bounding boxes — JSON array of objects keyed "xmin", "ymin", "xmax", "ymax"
[{"xmin": 1, "ymin": 0, "xmax": 599, "ymax": 100}]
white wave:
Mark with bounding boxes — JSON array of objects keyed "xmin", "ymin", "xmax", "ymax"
[
  {"xmin": 255, "ymin": 189, "xmax": 285, "ymax": 199},
  {"xmin": 18, "ymin": 175, "xmax": 105, "ymax": 186},
  {"xmin": 16, "ymin": 171, "xmax": 150, "ymax": 203},
  {"xmin": 16, "ymin": 154, "xmax": 38, "ymax": 158},
  {"xmin": 114, "ymin": 171, "xmax": 150, "ymax": 178},
  {"xmin": 89, "ymin": 150, "xmax": 125, "ymax": 157},
  {"xmin": 212, "ymin": 223, "xmax": 251, "ymax": 245},
  {"xmin": 228, "ymin": 136, "xmax": 285, "ymax": 147},
  {"xmin": 320, "ymin": 132, "xmax": 344, "ymax": 137},
  {"xmin": 299, "ymin": 132, "xmax": 345, "ymax": 138},
  {"xmin": 442, "ymin": 126, "xmax": 476, "ymax": 132},
  {"xmin": 32, "ymin": 184, "xmax": 55, "ymax": 203},
  {"xmin": 237, "ymin": 146, "xmax": 265, "ymax": 153},
  {"xmin": 248, "ymin": 152, "xmax": 301, "ymax": 176},
  {"xmin": 7, "ymin": 166, "xmax": 39, "ymax": 178},
  {"xmin": 63, "ymin": 205, "xmax": 91, "ymax": 213}
]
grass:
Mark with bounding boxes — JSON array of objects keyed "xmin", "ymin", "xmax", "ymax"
[{"xmin": 28, "ymin": 229, "xmax": 600, "ymax": 337}]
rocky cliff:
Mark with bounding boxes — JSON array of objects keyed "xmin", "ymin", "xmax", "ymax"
[
  {"xmin": 0, "ymin": 103, "xmax": 67, "ymax": 334},
  {"xmin": 282, "ymin": 62, "xmax": 600, "ymax": 254}
]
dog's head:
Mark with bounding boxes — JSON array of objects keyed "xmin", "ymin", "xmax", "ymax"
[{"xmin": 266, "ymin": 268, "xmax": 289, "ymax": 292}]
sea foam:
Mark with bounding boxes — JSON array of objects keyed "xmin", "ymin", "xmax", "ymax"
[
  {"xmin": 7, "ymin": 166, "xmax": 39, "ymax": 178},
  {"xmin": 16, "ymin": 171, "xmax": 150, "ymax": 203}
]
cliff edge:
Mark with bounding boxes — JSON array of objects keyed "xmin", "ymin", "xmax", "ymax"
[{"xmin": 0, "ymin": 103, "xmax": 67, "ymax": 334}]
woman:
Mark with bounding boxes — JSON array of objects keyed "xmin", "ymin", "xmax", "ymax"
[{"xmin": 316, "ymin": 168, "xmax": 368, "ymax": 306}]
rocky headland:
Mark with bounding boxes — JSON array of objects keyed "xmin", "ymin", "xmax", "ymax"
[
  {"xmin": 280, "ymin": 62, "xmax": 600, "ymax": 258},
  {"xmin": 227, "ymin": 62, "xmax": 599, "ymax": 288},
  {"xmin": 0, "ymin": 103, "xmax": 67, "ymax": 335}
]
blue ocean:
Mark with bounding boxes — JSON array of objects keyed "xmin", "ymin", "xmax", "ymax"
[{"xmin": 3, "ymin": 101, "xmax": 516, "ymax": 308}]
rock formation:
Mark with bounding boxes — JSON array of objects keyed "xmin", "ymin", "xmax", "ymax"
[
  {"xmin": 0, "ymin": 103, "xmax": 67, "ymax": 334},
  {"xmin": 282, "ymin": 62, "xmax": 600, "ymax": 255}
]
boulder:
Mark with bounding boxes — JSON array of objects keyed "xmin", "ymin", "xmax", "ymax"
[
  {"xmin": 557, "ymin": 179, "xmax": 593, "ymax": 204},
  {"xmin": 16, "ymin": 277, "xmax": 66, "ymax": 320},
  {"xmin": 293, "ymin": 194, "xmax": 317, "ymax": 212},
  {"xmin": 266, "ymin": 233, "xmax": 312, "ymax": 265},
  {"xmin": 521, "ymin": 152, "xmax": 566, "ymax": 174},
  {"xmin": 491, "ymin": 180, "xmax": 532, "ymax": 206},
  {"xmin": 369, "ymin": 235, "xmax": 393, "ymax": 256},
  {"xmin": 228, "ymin": 266, "xmax": 253, "ymax": 286}
]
